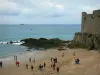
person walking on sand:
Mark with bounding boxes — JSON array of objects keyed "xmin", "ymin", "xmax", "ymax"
[
  {"xmin": 14, "ymin": 56, "xmax": 15, "ymax": 61},
  {"xmin": 44, "ymin": 62, "xmax": 46, "ymax": 68},
  {"xmin": 51, "ymin": 62, "xmax": 53, "ymax": 67},
  {"xmin": 75, "ymin": 58, "xmax": 80, "ymax": 64},
  {"xmin": 62, "ymin": 53, "xmax": 64, "ymax": 58},
  {"xmin": 75, "ymin": 58, "xmax": 80, "ymax": 68},
  {"xmin": 33, "ymin": 58, "xmax": 35, "ymax": 64},
  {"xmin": 16, "ymin": 61, "xmax": 20, "ymax": 67},
  {"xmin": 54, "ymin": 57, "xmax": 57, "ymax": 63},
  {"xmin": 38, "ymin": 64, "xmax": 43, "ymax": 71},
  {"xmin": 73, "ymin": 52, "xmax": 76, "ymax": 58},
  {"xmin": 56, "ymin": 66, "xmax": 60, "ymax": 74},
  {"xmin": 31, "ymin": 65, "xmax": 34, "ymax": 71},
  {"xmin": 51, "ymin": 57, "xmax": 53, "ymax": 62},
  {"xmin": 14, "ymin": 56, "xmax": 17, "ymax": 62},
  {"xmin": 29, "ymin": 57, "xmax": 31, "ymax": 62},
  {"xmin": 26, "ymin": 64, "xmax": 28, "ymax": 69},
  {"xmin": 0, "ymin": 61, "xmax": 3, "ymax": 68},
  {"xmin": 53, "ymin": 63, "xmax": 56, "ymax": 70}
]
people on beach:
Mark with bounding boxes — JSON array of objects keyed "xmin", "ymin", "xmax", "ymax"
[
  {"xmin": 53, "ymin": 63, "xmax": 56, "ymax": 70},
  {"xmin": 56, "ymin": 66, "xmax": 60, "ymax": 74},
  {"xmin": 14, "ymin": 56, "xmax": 17, "ymax": 62},
  {"xmin": 0, "ymin": 61, "xmax": 3, "ymax": 68},
  {"xmin": 73, "ymin": 52, "xmax": 76, "ymax": 59},
  {"xmin": 29, "ymin": 57, "xmax": 31, "ymax": 62},
  {"xmin": 38, "ymin": 64, "xmax": 43, "ymax": 71},
  {"xmin": 51, "ymin": 57, "xmax": 53, "ymax": 62},
  {"xmin": 53, "ymin": 57, "xmax": 57, "ymax": 63},
  {"xmin": 62, "ymin": 53, "xmax": 64, "ymax": 57},
  {"xmin": 26, "ymin": 64, "xmax": 28, "ymax": 69},
  {"xmin": 31, "ymin": 65, "xmax": 34, "ymax": 71},
  {"xmin": 51, "ymin": 62, "xmax": 53, "ymax": 67},
  {"xmin": 44, "ymin": 62, "xmax": 46, "ymax": 67},
  {"xmin": 16, "ymin": 61, "xmax": 20, "ymax": 67},
  {"xmin": 14, "ymin": 56, "xmax": 15, "ymax": 61},
  {"xmin": 33, "ymin": 58, "xmax": 35, "ymax": 63},
  {"xmin": 75, "ymin": 58, "xmax": 80, "ymax": 64}
]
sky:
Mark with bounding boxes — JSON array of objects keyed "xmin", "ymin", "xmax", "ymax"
[{"xmin": 0, "ymin": 0, "xmax": 100, "ymax": 24}]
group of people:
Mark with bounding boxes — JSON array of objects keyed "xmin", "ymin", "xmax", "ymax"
[
  {"xmin": 25, "ymin": 52, "xmax": 80, "ymax": 74},
  {"xmin": 25, "ymin": 57, "xmax": 60, "ymax": 74},
  {"xmin": 0, "ymin": 51, "xmax": 80, "ymax": 75},
  {"xmin": 51, "ymin": 57, "xmax": 60, "ymax": 73},
  {"xmin": 26, "ymin": 58, "xmax": 46, "ymax": 72},
  {"xmin": 14, "ymin": 56, "xmax": 20, "ymax": 67},
  {"xmin": 26, "ymin": 58, "xmax": 35, "ymax": 71}
]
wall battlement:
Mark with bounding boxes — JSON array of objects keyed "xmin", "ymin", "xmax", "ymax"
[{"xmin": 81, "ymin": 9, "xmax": 100, "ymax": 34}]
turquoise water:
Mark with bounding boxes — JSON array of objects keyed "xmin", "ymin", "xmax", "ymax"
[{"xmin": 0, "ymin": 24, "xmax": 80, "ymax": 58}]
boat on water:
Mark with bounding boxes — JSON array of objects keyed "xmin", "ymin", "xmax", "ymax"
[{"xmin": 20, "ymin": 24, "xmax": 24, "ymax": 25}]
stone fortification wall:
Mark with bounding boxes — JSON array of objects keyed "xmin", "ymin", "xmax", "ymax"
[
  {"xmin": 68, "ymin": 10, "xmax": 100, "ymax": 50},
  {"xmin": 81, "ymin": 10, "xmax": 100, "ymax": 34}
]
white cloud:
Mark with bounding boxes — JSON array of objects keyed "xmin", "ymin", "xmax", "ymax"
[
  {"xmin": 80, "ymin": 5, "xmax": 100, "ymax": 14},
  {"xmin": 41, "ymin": 0, "xmax": 65, "ymax": 10},
  {"xmin": 0, "ymin": 0, "xmax": 100, "ymax": 24},
  {"xmin": 55, "ymin": 5, "xmax": 64, "ymax": 10},
  {"xmin": 0, "ymin": 0, "xmax": 19, "ymax": 11}
]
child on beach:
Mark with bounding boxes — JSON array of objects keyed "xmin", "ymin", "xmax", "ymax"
[
  {"xmin": 56, "ymin": 66, "xmax": 60, "ymax": 74},
  {"xmin": 26, "ymin": 64, "xmax": 28, "ymax": 69},
  {"xmin": 56, "ymin": 62, "xmax": 60, "ymax": 73},
  {"xmin": 31, "ymin": 65, "xmax": 34, "ymax": 71}
]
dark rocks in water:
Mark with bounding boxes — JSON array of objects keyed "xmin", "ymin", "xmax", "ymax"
[
  {"xmin": 26, "ymin": 49, "xmax": 31, "ymax": 51},
  {"xmin": 28, "ymin": 47, "xmax": 32, "ymax": 49},
  {"xmin": 21, "ymin": 38, "xmax": 67, "ymax": 49},
  {"xmin": 10, "ymin": 41, "xmax": 13, "ymax": 44}
]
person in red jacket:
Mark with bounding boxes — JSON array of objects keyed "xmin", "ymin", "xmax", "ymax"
[{"xmin": 16, "ymin": 61, "xmax": 20, "ymax": 67}]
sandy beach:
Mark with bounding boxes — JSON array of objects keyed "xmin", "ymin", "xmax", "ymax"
[{"xmin": 0, "ymin": 48, "xmax": 100, "ymax": 75}]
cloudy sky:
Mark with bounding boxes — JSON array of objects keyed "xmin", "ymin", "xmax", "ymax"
[{"xmin": 0, "ymin": 0, "xmax": 100, "ymax": 24}]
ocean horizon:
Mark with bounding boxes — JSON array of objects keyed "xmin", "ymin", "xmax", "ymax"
[{"xmin": 0, "ymin": 24, "xmax": 80, "ymax": 60}]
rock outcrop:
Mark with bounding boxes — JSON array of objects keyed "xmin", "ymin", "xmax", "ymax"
[{"xmin": 68, "ymin": 32, "xmax": 100, "ymax": 50}]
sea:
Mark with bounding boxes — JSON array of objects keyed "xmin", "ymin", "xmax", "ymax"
[{"xmin": 0, "ymin": 24, "xmax": 80, "ymax": 62}]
